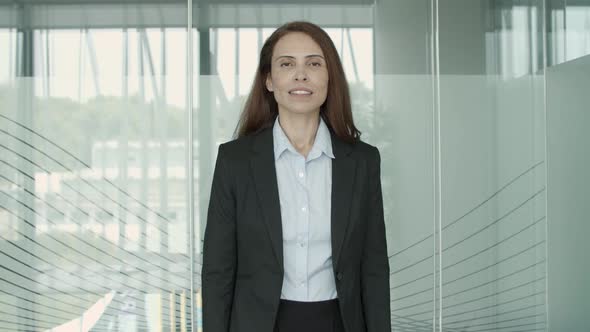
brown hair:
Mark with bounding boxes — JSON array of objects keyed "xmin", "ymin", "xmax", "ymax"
[{"xmin": 234, "ymin": 21, "xmax": 361, "ymax": 143}]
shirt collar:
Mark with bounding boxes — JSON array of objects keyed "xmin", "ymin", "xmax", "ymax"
[{"xmin": 273, "ymin": 115, "xmax": 334, "ymax": 161}]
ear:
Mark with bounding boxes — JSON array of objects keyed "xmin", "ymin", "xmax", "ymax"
[{"xmin": 265, "ymin": 75, "xmax": 274, "ymax": 92}]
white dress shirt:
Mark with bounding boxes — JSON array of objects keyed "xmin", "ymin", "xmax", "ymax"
[{"xmin": 273, "ymin": 115, "xmax": 337, "ymax": 301}]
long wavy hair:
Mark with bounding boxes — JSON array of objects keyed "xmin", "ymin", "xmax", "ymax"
[{"xmin": 234, "ymin": 21, "xmax": 361, "ymax": 143}]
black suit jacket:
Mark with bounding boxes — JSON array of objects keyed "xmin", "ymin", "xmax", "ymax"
[{"xmin": 202, "ymin": 125, "xmax": 390, "ymax": 332}]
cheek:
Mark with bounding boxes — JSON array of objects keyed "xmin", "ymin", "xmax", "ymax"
[
  {"xmin": 317, "ymin": 71, "xmax": 329, "ymax": 89},
  {"xmin": 318, "ymin": 82, "xmax": 329, "ymax": 100},
  {"xmin": 269, "ymin": 70, "xmax": 286, "ymax": 90},
  {"xmin": 272, "ymin": 77, "xmax": 290, "ymax": 92},
  {"xmin": 316, "ymin": 79, "xmax": 329, "ymax": 103}
]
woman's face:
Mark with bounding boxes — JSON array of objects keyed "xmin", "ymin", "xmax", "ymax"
[{"xmin": 266, "ymin": 32, "xmax": 329, "ymax": 117}]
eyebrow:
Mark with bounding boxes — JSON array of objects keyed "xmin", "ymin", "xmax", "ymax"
[{"xmin": 274, "ymin": 54, "xmax": 325, "ymax": 62}]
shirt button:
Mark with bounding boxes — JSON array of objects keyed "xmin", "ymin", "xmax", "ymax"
[
  {"xmin": 302, "ymin": 206, "xmax": 307, "ymax": 212},
  {"xmin": 298, "ymin": 171, "xmax": 304, "ymax": 178},
  {"xmin": 299, "ymin": 242, "xmax": 305, "ymax": 247}
]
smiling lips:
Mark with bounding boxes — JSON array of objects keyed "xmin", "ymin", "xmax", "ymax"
[{"xmin": 289, "ymin": 88, "xmax": 313, "ymax": 95}]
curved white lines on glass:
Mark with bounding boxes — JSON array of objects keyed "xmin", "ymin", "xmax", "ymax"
[
  {"xmin": 0, "ymin": 110, "xmax": 191, "ymax": 330},
  {"xmin": 43, "ymin": 291, "xmax": 115, "ymax": 332},
  {"xmin": 389, "ymin": 162, "xmax": 546, "ymax": 332},
  {"xmin": 0, "ymin": 5, "xmax": 191, "ymax": 328},
  {"xmin": 436, "ymin": 1, "xmax": 548, "ymax": 331}
]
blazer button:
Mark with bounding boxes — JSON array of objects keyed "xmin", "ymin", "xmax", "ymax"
[{"xmin": 336, "ymin": 272, "xmax": 343, "ymax": 281}]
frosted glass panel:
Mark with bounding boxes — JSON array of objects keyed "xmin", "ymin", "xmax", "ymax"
[
  {"xmin": 378, "ymin": 75, "xmax": 435, "ymax": 332},
  {"xmin": 438, "ymin": 1, "xmax": 547, "ymax": 331},
  {"xmin": 373, "ymin": 1, "xmax": 436, "ymax": 330},
  {"xmin": 546, "ymin": 54, "xmax": 590, "ymax": 332}
]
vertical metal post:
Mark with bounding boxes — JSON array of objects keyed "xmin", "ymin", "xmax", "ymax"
[
  {"xmin": 159, "ymin": 27, "xmax": 169, "ymax": 256},
  {"xmin": 16, "ymin": 3, "xmax": 36, "ymax": 331},
  {"xmin": 119, "ymin": 26, "xmax": 130, "ymax": 250},
  {"xmin": 429, "ymin": 0, "xmax": 442, "ymax": 331},
  {"xmin": 542, "ymin": 0, "xmax": 550, "ymax": 330},
  {"xmin": 187, "ymin": 0, "xmax": 195, "ymax": 331}
]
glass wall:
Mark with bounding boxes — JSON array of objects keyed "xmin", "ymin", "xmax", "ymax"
[
  {"xmin": 0, "ymin": 1, "xmax": 192, "ymax": 331},
  {"xmin": 374, "ymin": 1, "xmax": 436, "ymax": 330},
  {"xmin": 546, "ymin": 1, "xmax": 590, "ymax": 331},
  {"xmin": 1, "ymin": 0, "xmax": 589, "ymax": 331},
  {"xmin": 438, "ymin": 1, "xmax": 547, "ymax": 331}
]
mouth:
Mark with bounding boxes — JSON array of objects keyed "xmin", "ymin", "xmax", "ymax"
[{"xmin": 288, "ymin": 88, "xmax": 313, "ymax": 95}]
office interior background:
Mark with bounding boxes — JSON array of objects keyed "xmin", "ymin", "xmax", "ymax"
[{"xmin": 0, "ymin": 0, "xmax": 589, "ymax": 331}]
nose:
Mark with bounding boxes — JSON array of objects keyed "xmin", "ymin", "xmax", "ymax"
[{"xmin": 294, "ymin": 67, "xmax": 308, "ymax": 81}]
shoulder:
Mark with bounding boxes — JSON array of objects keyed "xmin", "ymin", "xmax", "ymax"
[
  {"xmin": 350, "ymin": 140, "xmax": 382, "ymax": 182},
  {"xmin": 217, "ymin": 136, "xmax": 252, "ymax": 160},
  {"xmin": 216, "ymin": 127, "xmax": 269, "ymax": 162},
  {"xmin": 350, "ymin": 139, "xmax": 381, "ymax": 163}
]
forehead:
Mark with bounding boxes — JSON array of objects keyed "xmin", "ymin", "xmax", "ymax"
[{"xmin": 272, "ymin": 32, "xmax": 324, "ymax": 57}]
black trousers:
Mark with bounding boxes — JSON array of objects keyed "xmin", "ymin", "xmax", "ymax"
[{"xmin": 273, "ymin": 299, "xmax": 345, "ymax": 332}]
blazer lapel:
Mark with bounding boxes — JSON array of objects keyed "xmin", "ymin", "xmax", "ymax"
[
  {"xmin": 250, "ymin": 127, "xmax": 284, "ymax": 269},
  {"xmin": 249, "ymin": 126, "xmax": 357, "ymax": 273},
  {"xmin": 330, "ymin": 132, "xmax": 356, "ymax": 271}
]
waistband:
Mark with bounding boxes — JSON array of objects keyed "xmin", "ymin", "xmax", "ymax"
[{"xmin": 279, "ymin": 298, "xmax": 339, "ymax": 309}]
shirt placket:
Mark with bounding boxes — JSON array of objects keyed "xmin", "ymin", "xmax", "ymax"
[{"xmin": 294, "ymin": 155, "xmax": 309, "ymax": 299}]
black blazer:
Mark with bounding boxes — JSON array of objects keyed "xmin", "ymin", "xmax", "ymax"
[{"xmin": 202, "ymin": 125, "xmax": 390, "ymax": 332}]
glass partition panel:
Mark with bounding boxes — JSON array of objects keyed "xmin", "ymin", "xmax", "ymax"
[
  {"xmin": 190, "ymin": 3, "xmax": 419, "ymax": 332},
  {"xmin": 438, "ymin": 1, "xmax": 547, "ymax": 331},
  {"xmin": 0, "ymin": 2, "xmax": 191, "ymax": 331},
  {"xmin": 546, "ymin": 2, "xmax": 590, "ymax": 330},
  {"xmin": 375, "ymin": 1, "xmax": 436, "ymax": 331}
]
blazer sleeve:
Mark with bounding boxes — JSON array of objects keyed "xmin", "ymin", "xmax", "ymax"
[
  {"xmin": 202, "ymin": 144, "xmax": 237, "ymax": 332},
  {"xmin": 361, "ymin": 146, "xmax": 391, "ymax": 332}
]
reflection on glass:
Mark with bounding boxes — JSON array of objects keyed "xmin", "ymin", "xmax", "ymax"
[
  {"xmin": 549, "ymin": 1, "xmax": 590, "ymax": 65},
  {"xmin": 564, "ymin": 6, "xmax": 590, "ymax": 61}
]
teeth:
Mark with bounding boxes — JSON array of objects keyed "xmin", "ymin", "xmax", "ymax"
[{"xmin": 290, "ymin": 90, "xmax": 311, "ymax": 95}]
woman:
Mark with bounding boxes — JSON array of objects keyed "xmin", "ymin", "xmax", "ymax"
[{"xmin": 202, "ymin": 21, "xmax": 390, "ymax": 332}]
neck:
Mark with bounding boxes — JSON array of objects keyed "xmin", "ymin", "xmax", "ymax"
[{"xmin": 277, "ymin": 110, "xmax": 321, "ymax": 156}]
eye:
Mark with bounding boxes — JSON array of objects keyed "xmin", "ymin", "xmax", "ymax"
[
  {"xmin": 279, "ymin": 62, "xmax": 292, "ymax": 67},
  {"xmin": 309, "ymin": 62, "xmax": 322, "ymax": 67}
]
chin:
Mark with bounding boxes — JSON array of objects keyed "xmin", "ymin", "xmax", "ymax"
[
  {"xmin": 283, "ymin": 108, "xmax": 321, "ymax": 116},
  {"xmin": 279, "ymin": 103, "xmax": 323, "ymax": 115}
]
